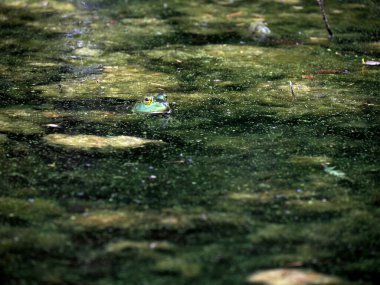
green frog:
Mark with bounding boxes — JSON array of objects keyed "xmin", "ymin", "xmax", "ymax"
[{"xmin": 132, "ymin": 93, "xmax": 171, "ymax": 114}]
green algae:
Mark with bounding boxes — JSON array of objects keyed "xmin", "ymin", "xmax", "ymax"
[
  {"xmin": 0, "ymin": 197, "xmax": 63, "ymax": 224},
  {"xmin": 0, "ymin": 134, "xmax": 8, "ymax": 144},
  {"xmin": 44, "ymin": 134, "xmax": 165, "ymax": 150},
  {"xmin": 0, "ymin": 0, "xmax": 379, "ymax": 285}
]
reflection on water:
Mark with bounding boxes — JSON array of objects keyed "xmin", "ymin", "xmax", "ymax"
[{"xmin": 0, "ymin": 0, "xmax": 379, "ymax": 284}]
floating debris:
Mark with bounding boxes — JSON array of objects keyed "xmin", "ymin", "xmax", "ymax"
[
  {"xmin": 249, "ymin": 22, "xmax": 271, "ymax": 39},
  {"xmin": 316, "ymin": 0, "xmax": 334, "ymax": 39},
  {"xmin": 362, "ymin": 58, "xmax": 380, "ymax": 66},
  {"xmin": 289, "ymin": 81, "xmax": 296, "ymax": 101},
  {"xmin": 45, "ymin": 124, "xmax": 61, "ymax": 128},
  {"xmin": 322, "ymin": 164, "xmax": 348, "ymax": 179}
]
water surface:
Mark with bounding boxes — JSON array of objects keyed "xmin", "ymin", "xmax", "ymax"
[{"xmin": 0, "ymin": 0, "xmax": 379, "ymax": 284}]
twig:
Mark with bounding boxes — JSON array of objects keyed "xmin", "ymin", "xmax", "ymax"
[
  {"xmin": 316, "ymin": 0, "xmax": 333, "ymax": 39},
  {"xmin": 289, "ymin": 81, "xmax": 295, "ymax": 102}
]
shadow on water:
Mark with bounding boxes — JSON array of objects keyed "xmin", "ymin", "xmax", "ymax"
[{"xmin": 53, "ymin": 97, "xmax": 133, "ymax": 112}]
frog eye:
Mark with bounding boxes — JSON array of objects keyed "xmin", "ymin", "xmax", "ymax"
[{"xmin": 143, "ymin": 97, "xmax": 153, "ymax": 105}]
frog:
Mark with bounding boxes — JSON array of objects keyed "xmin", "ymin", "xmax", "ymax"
[{"xmin": 132, "ymin": 93, "xmax": 171, "ymax": 114}]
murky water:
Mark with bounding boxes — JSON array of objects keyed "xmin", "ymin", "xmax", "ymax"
[{"xmin": 1, "ymin": 0, "xmax": 379, "ymax": 284}]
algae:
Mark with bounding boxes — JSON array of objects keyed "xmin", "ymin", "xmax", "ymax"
[{"xmin": 0, "ymin": 0, "xmax": 379, "ymax": 285}]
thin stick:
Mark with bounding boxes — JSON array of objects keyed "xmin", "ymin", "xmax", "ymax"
[
  {"xmin": 289, "ymin": 81, "xmax": 295, "ymax": 102},
  {"xmin": 316, "ymin": 0, "xmax": 333, "ymax": 39}
]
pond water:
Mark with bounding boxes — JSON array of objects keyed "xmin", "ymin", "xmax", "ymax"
[{"xmin": 0, "ymin": 0, "xmax": 379, "ymax": 284}]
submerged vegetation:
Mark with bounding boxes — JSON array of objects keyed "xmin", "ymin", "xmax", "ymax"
[{"xmin": 0, "ymin": 0, "xmax": 379, "ymax": 284}]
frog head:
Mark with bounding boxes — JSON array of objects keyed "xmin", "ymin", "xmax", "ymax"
[{"xmin": 132, "ymin": 93, "xmax": 171, "ymax": 114}]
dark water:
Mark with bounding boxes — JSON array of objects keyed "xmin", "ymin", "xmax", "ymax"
[{"xmin": 0, "ymin": 0, "xmax": 379, "ymax": 284}]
